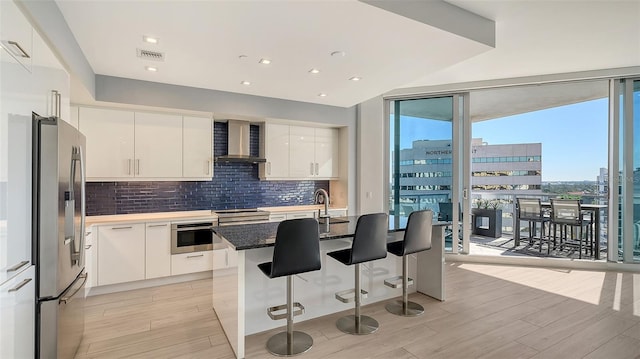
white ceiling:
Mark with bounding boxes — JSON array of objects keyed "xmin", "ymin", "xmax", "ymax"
[{"xmin": 55, "ymin": 0, "xmax": 639, "ymax": 109}]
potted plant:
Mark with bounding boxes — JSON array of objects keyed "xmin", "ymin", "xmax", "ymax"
[{"xmin": 472, "ymin": 199, "xmax": 503, "ymax": 238}]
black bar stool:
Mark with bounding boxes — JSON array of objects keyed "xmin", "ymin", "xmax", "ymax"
[
  {"xmin": 257, "ymin": 218, "xmax": 321, "ymax": 356},
  {"xmin": 327, "ymin": 213, "xmax": 388, "ymax": 335},
  {"xmin": 384, "ymin": 210, "xmax": 433, "ymax": 317}
]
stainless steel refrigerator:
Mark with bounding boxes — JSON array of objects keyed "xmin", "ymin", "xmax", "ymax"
[{"xmin": 32, "ymin": 113, "xmax": 87, "ymax": 359}]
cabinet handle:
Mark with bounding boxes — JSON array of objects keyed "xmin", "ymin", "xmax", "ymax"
[
  {"xmin": 206, "ymin": 160, "xmax": 210, "ymax": 175},
  {"xmin": 2, "ymin": 40, "xmax": 30, "ymax": 58},
  {"xmin": 8, "ymin": 278, "xmax": 32, "ymax": 293},
  {"xmin": 310, "ymin": 163, "xmax": 314, "ymax": 175},
  {"xmin": 267, "ymin": 162, "xmax": 271, "ymax": 175},
  {"xmin": 187, "ymin": 254, "xmax": 204, "ymax": 259},
  {"xmin": 50, "ymin": 90, "xmax": 57, "ymax": 117},
  {"xmin": 136, "ymin": 159, "xmax": 140, "ymax": 175},
  {"xmin": 56, "ymin": 92, "xmax": 61, "ymax": 117},
  {"xmin": 85, "ymin": 244, "xmax": 92, "ymax": 250},
  {"xmin": 147, "ymin": 223, "xmax": 168, "ymax": 227},
  {"xmin": 7, "ymin": 260, "xmax": 29, "ymax": 272},
  {"xmin": 315, "ymin": 163, "xmax": 319, "ymax": 175},
  {"xmin": 111, "ymin": 226, "xmax": 133, "ymax": 230},
  {"xmin": 127, "ymin": 159, "xmax": 132, "ymax": 175}
]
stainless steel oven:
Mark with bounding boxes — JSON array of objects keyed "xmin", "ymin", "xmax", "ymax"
[{"xmin": 171, "ymin": 221, "xmax": 216, "ymax": 254}]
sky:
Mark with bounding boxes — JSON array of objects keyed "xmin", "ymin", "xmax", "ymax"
[{"xmin": 397, "ymin": 97, "xmax": 609, "ymax": 181}]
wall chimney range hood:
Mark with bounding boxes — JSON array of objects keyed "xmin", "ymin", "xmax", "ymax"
[{"xmin": 215, "ymin": 120, "xmax": 267, "ymax": 163}]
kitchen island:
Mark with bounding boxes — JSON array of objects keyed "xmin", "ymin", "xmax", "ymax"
[{"xmin": 212, "ymin": 217, "xmax": 448, "ymax": 359}]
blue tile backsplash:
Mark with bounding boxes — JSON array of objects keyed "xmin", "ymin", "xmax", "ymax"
[{"xmin": 86, "ymin": 122, "xmax": 329, "ymax": 216}]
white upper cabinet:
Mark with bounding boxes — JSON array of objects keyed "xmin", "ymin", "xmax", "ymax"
[
  {"xmin": 79, "ymin": 107, "xmax": 135, "ymax": 179},
  {"xmin": 69, "ymin": 106, "xmax": 79, "ymax": 129},
  {"xmin": 260, "ymin": 123, "xmax": 290, "ymax": 179},
  {"xmin": 79, "ymin": 107, "xmax": 213, "ymax": 181},
  {"xmin": 314, "ymin": 127, "xmax": 339, "ymax": 178},
  {"xmin": 0, "ymin": 0, "xmax": 32, "ymax": 73},
  {"xmin": 183, "ymin": 116, "xmax": 212, "ymax": 178},
  {"xmin": 289, "ymin": 126, "xmax": 316, "ymax": 178},
  {"xmin": 262, "ymin": 124, "xmax": 339, "ymax": 180},
  {"xmin": 134, "ymin": 112, "xmax": 182, "ymax": 178}
]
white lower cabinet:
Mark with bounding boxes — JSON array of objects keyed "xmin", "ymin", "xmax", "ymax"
[
  {"xmin": 145, "ymin": 222, "xmax": 171, "ymax": 279},
  {"xmin": 97, "ymin": 224, "xmax": 145, "ymax": 286},
  {"xmin": 171, "ymin": 251, "xmax": 214, "ymax": 276},
  {"xmin": 0, "ymin": 266, "xmax": 35, "ymax": 359}
]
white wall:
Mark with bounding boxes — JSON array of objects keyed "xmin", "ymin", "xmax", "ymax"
[{"xmin": 356, "ymin": 95, "xmax": 385, "ymax": 214}]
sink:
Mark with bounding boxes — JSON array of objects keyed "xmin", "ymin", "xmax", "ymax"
[{"xmin": 318, "ymin": 217, "xmax": 350, "ymax": 224}]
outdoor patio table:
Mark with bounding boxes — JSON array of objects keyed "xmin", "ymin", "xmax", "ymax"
[{"xmin": 514, "ymin": 202, "xmax": 607, "ymax": 259}]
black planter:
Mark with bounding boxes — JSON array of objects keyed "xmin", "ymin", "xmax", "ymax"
[{"xmin": 472, "ymin": 208, "xmax": 503, "ymax": 238}]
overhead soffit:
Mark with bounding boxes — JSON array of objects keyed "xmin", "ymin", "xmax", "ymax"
[
  {"xmin": 55, "ymin": 0, "xmax": 494, "ymax": 108},
  {"xmin": 391, "ymin": 80, "xmax": 609, "ymax": 122}
]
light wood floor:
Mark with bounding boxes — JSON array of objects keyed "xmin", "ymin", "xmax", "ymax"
[{"xmin": 76, "ymin": 263, "xmax": 640, "ymax": 358}]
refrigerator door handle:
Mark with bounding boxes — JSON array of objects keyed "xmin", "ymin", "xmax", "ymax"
[
  {"xmin": 79, "ymin": 145, "xmax": 86, "ymax": 266},
  {"xmin": 59, "ymin": 273, "xmax": 87, "ymax": 304}
]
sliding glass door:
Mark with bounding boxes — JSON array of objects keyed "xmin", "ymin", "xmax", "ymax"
[{"xmin": 617, "ymin": 78, "xmax": 640, "ymax": 263}]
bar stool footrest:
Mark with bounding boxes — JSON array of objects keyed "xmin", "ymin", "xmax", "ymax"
[
  {"xmin": 384, "ymin": 276, "xmax": 413, "ymax": 289},
  {"xmin": 335, "ymin": 288, "xmax": 368, "ymax": 303},
  {"xmin": 267, "ymin": 302, "xmax": 305, "ymax": 320}
]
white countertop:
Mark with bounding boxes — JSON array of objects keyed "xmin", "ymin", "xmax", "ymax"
[
  {"xmin": 86, "ymin": 210, "xmax": 217, "ymax": 226},
  {"xmin": 86, "ymin": 205, "xmax": 348, "ymax": 226},
  {"xmin": 258, "ymin": 205, "xmax": 347, "ymax": 213}
]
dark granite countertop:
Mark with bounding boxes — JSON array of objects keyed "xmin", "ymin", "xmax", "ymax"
[{"xmin": 213, "ymin": 216, "xmax": 450, "ymax": 251}]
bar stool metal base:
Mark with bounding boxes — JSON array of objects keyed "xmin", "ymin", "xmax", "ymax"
[
  {"xmin": 336, "ymin": 314, "xmax": 379, "ymax": 335},
  {"xmin": 385, "ymin": 300, "xmax": 424, "ymax": 317},
  {"xmin": 266, "ymin": 331, "xmax": 313, "ymax": 357}
]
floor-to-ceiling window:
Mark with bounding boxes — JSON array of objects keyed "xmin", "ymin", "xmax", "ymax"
[
  {"xmin": 388, "ymin": 96, "xmax": 467, "ymax": 251},
  {"xmin": 389, "ymin": 97, "xmax": 453, "ymax": 219}
]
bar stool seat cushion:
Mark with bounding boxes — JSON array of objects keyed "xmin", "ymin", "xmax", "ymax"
[
  {"xmin": 258, "ymin": 262, "xmax": 273, "ymax": 278},
  {"xmin": 327, "ymin": 248, "xmax": 352, "ymax": 265},
  {"xmin": 387, "ymin": 240, "xmax": 404, "ymax": 257}
]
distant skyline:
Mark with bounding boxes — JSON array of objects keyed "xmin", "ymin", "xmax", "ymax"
[{"xmin": 398, "ymin": 97, "xmax": 608, "ymax": 182}]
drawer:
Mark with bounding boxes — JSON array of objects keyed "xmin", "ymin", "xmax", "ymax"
[
  {"xmin": 268, "ymin": 214, "xmax": 287, "ymax": 222},
  {"xmin": 171, "ymin": 251, "xmax": 213, "ymax": 275},
  {"xmin": 286, "ymin": 212, "xmax": 314, "ymax": 220}
]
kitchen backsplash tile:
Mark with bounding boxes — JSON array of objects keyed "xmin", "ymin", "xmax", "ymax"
[{"xmin": 86, "ymin": 122, "xmax": 329, "ymax": 216}]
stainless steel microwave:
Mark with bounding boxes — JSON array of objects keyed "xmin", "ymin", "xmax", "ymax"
[{"xmin": 171, "ymin": 221, "xmax": 215, "ymax": 254}]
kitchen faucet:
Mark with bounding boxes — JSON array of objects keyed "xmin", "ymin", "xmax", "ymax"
[{"xmin": 314, "ymin": 188, "xmax": 330, "ymax": 218}]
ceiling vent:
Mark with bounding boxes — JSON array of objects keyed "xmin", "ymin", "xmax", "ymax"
[{"xmin": 136, "ymin": 48, "xmax": 164, "ymax": 61}]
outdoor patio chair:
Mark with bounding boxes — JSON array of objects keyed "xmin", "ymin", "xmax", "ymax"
[
  {"xmin": 550, "ymin": 199, "xmax": 593, "ymax": 259},
  {"xmin": 516, "ymin": 198, "xmax": 551, "ymax": 253}
]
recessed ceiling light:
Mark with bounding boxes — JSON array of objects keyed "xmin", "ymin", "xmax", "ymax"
[
  {"xmin": 143, "ymin": 36, "xmax": 158, "ymax": 44},
  {"xmin": 145, "ymin": 66, "xmax": 158, "ymax": 72},
  {"xmin": 240, "ymin": 80, "xmax": 251, "ymax": 86},
  {"xmin": 331, "ymin": 51, "xmax": 346, "ymax": 57},
  {"xmin": 349, "ymin": 76, "xmax": 361, "ymax": 81},
  {"xmin": 258, "ymin": 58, "xmax": 271, "ymax": 65},
  {"xmin": 318, "ymin": 93, "xmax": 327, "ymax": 97},
  {"xmin": 309, "ymin": 68, "xmax": 320, "ymax": 74}
]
